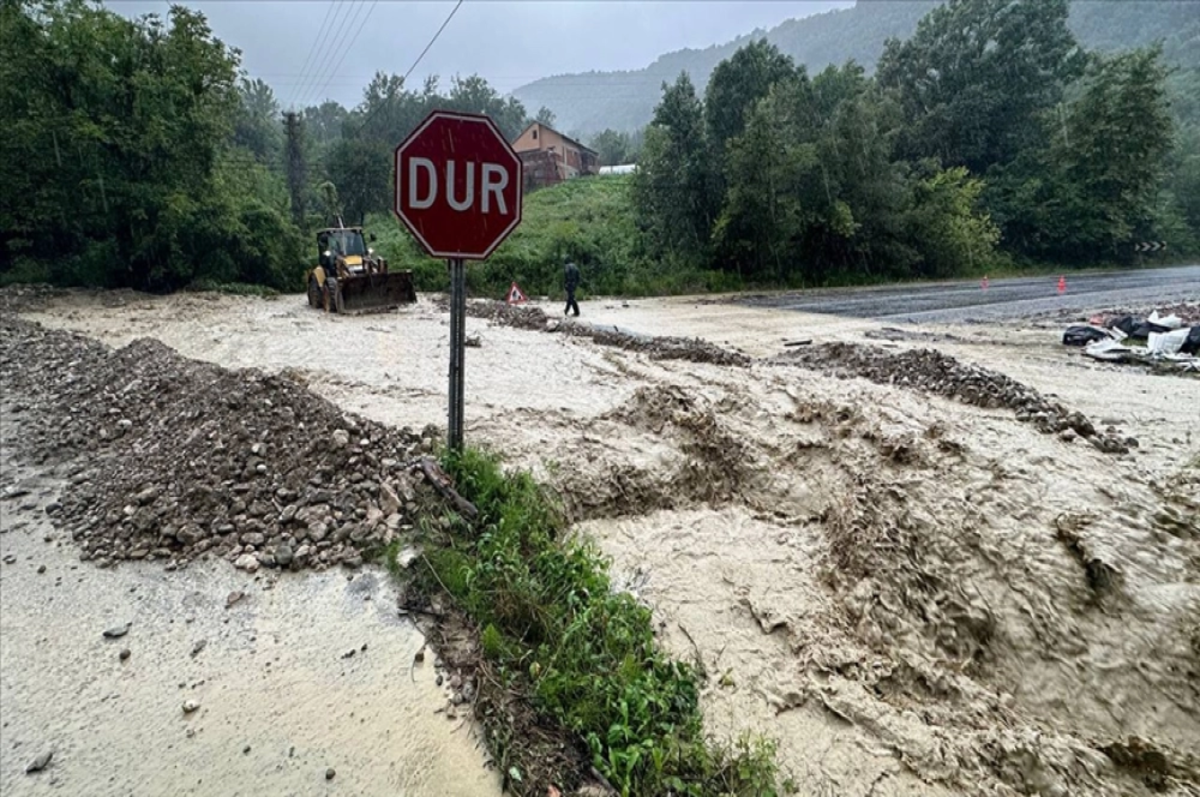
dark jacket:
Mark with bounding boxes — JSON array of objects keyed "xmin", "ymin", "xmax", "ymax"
[{"xmin": 564, "ymin": 262, "xmax": 580, "ymax": 291}]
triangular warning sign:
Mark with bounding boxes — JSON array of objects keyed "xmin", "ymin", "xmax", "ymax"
[{"xmin": 506, "ymin": 281, "xmax": 528, "ymax": 305}]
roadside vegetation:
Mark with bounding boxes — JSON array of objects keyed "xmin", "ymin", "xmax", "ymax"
[
  {"xmin": 395, "ymin": 446, "xmax": 792, "ymax": 796},
  {"xmin": 4, "ymin": 0, "xmax": 1197, "ymax": 299},
  {"xmin": 632, "ymin": 0, "xmax": 1199, "ymax": 286},
  {"xmin": 368, "ymin": 176, "xmax": 742, "ymax": 300}
]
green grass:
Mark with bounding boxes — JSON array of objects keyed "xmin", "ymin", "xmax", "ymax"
[
  {"xmin": 395, "ymin": 446, "xmax": 792, "ymax": 797},
  {"xmin": 368, "ymin": 176, "xmax": 745, "ymax": 301}
]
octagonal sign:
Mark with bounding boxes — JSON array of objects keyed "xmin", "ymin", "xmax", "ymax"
[{"xmin": 393, "ymin": 110, "xmax": 523, "ymax": 260}]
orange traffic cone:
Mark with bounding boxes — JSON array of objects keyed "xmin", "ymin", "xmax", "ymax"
[
  {"xmin": 981, "ymin": 275, "xmax": 989, "ymax": 290},
  {"xmin": 1057, "ymin": 275, "xmax": 1066, "ymax": 294}
]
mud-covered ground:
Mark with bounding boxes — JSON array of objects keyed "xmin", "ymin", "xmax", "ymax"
[
  {"xmin": 0, "ymin": 421, "xmax": 499, "ymax": 797},
  {"xmin": 6, "ymin": 286, "xmax": 1200, "ymax": 796}
]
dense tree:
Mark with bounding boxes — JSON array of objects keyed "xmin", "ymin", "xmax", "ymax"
[
  {"xmin": 590, "ymin": 129, "xmax": 633, "ymax": 166},
  {"xmin": 704, "ymin": 40, "xmax": 799, "ymax": 152},
  {"xmin": 233, "ymin": 78, "xmax": 283, "ymax": 166},
  {"xmin": 712, "ymin": 76, "xmax": 821, "ymax": 279},
  {"xmin": 534, "ymin": 106, "xmax": 557, "ymax": 128},
  {"xmin": 303, "ymin": 100, "xmax": 349, "ymax": 148},
  {"xmin": 0, "ymin": 0, "xmax": 304, "ymax": 289},
  {"xmin": 1169, "ymin": 127, "xmax": 1200, "ymax": 246},
  {"xmin": 877, "ymin": 0, "xmax": 1084, "ymax": 173},
  {"xmin": 324, "ymin": 138, "xmax": 391, "ymax": 226},
  {"xmin": 443, "ymin": 74, "xmax": 528, "ymax": 140},
  {"xmin": 988, "ymin": 47, "xmax": 1176, "ymax": 262},
  {"xmin": 349, "ymin": 72, "xmax": 420, "ymax": 145},
  {"xmin": 703, "ymin": 40, "xmax": 799, "ymax": 238},
  {"xmin": 631, "ymin": 73, "xmax": 711, "ymax": 261}
]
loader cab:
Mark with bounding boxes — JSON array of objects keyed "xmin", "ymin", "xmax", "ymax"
[{"xmin": 317, "ymin": 228, "xmax": 369, "ymax": 270}]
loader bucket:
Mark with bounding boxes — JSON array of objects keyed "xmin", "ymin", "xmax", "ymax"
[{"xmin": 334, "ymin": 271, "xmax": 418, "ymax": 313}]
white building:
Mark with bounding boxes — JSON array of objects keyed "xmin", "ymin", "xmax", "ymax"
[{"xmin": 598, "ymin": 164, "xmax": 638, "ymax": 176}]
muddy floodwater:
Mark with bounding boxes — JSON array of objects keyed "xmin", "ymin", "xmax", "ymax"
[
  {"xmin": 0, "ymin": 437, "xmax": 499, "ymax": 796},
  {"xmin": 9, "ymin": 288, "xmax": 1200, "ymax": 796}
]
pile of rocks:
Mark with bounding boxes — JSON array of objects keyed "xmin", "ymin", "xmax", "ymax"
[
  {"xmin": 1, "ymin": 316, "xmax": 441, "ymax": 571},
  {"xmin": 467, "ymin": 299, "xmax": 751, "ymax": 367},
  {"xmin": 777, "ymin": 342, "xmax": 1133, "ymax": 453}
]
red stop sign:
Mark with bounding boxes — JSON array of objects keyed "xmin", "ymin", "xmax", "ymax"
[{"xmin": 393, "ymin": 110, "xmax": 523, "ymax": 260}]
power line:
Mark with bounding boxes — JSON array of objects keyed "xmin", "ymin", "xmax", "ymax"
[
  {"xmin": 334, "ymin": 0, "xmax": 466, "ymax": 134},
  {"xmin": 304, "ymin": 0, "xmax": 380, "ymax": 108},
  {"xmin": 290, "ymin": 0, "xmax": 352, "ymax": 108},
  {"xmin": 286, "ymin": 0, "xmax": 338, "ymax": 109},
  {"xmin": 404, "ymin": 0, "xmax": 464, "ymax": 84},
  {"xmin": 299, "ymin": 0, "xmax": 365, "ymax": 108},
  {"xmin": 297, "ymin": 0, "xmax": 364, "ymax": 109}
]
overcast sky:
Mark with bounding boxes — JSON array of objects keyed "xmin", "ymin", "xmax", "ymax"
[{"xmin": 106, "ymin": 1, "xmax": 852, "ymax": 109}]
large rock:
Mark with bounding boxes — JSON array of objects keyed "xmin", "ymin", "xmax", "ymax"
[
  {"xmin": 380, "ymin": 482, "xmax": 401, "ymax": 516},
  {"xmin": 234, "ymin": 554, "xmax": 260, "ymax": 572}
]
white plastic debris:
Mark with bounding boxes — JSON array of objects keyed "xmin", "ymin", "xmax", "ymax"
[
  {"xmin": 1147, "ymin": 328, "xmax": 1191, "ymax": 355},
  {"xmin": 1148, "ymin": 310, "xmax": 1184, "ymax": 330}
]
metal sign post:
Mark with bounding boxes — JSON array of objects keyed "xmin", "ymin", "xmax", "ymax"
[
  {"xmin": 447, "ymin": 258, "xmax": 466, "ymax": 451},
  {"xmin": 392, "ymin": 110, "xmax": 524, "ymax": 453}
]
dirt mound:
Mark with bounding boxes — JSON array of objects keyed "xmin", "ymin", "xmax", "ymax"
[
  {"xmin": 465, "ymin": 299, "xmax": 752, "ymax": 367},
  {"xmin": 0, "ymin": 316, "xmax": 439, "ymax": 572},
  {"xmin": 777, "ymin": 342, "xmax": 1132, "ymax": 453}
]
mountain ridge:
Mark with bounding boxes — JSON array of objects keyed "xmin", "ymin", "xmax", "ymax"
[{"xmin": 513, "ymin": 0, "xmax": 1199, "ymax": 137}]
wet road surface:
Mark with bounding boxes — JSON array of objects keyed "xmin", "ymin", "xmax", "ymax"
[{"xmin": 735, "ymin": 265, "xmax": 1200, "ymax": 322}]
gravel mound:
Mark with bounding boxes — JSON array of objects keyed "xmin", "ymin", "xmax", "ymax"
[
  {"xmin": 465, "ymin": 299, "xmax": 751, "ymax": 367},
  {"xmin": 775, "ymin": 342, "xmax": 1133, "ymax": 453},
  {"xmin": 1, "ymin": 316, "xmax": 439, "ymax": 572}
]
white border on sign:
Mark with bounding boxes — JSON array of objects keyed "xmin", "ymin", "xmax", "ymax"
[{"xmin": 392, "ymin": 110, "xmax": 524, "ymax": 260}]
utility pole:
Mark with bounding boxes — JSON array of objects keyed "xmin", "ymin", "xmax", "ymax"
[{"xmin": 284, "ymin": 111, "xmax": 307, "ymax": 226}]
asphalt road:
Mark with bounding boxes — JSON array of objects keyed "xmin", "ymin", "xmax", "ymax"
[{"xmin": 736, "ymin": 265, "xmax": 1200, "ymax": 323}]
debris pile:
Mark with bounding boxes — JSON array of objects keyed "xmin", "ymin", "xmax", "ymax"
[
  {"xmin": 0, "ymin": 316, "xmax": 442, "ymax": 571},
  {"xmin": 464, "ymin": 299, "xmax": 751, "ymax": 367},
  {"xmin": 1062, "ymin": 306, "xmax": 1200, "ymax": 373},
  {"xmin": 775, "ymin": 342, "xmax": 1134, "ymax": 452}
]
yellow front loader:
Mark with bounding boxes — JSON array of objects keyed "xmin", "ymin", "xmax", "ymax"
[{"xmin": 304, "ymin": 224, "xmax": 416, "ymax": 314}]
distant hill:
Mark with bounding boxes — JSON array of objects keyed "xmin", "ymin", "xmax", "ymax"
[{"xmin": 514, "ymin": 0, "xmax": 1200, "ymax": 137}]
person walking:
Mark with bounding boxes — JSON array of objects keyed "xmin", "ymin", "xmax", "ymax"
[{"xmin": 563, "ymin": 260, "xmax": 580, "ymax": 317}]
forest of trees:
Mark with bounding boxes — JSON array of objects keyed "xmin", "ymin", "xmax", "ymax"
[
  {"xmin": 1, "ymin": 0, "xmax": 1197, "ymax": 295},
  {"xmin": 632, "ymin": 0, "xmax": 1199, "ymax": 283},
  {"xmin": 0, "ymin": 0, "xmax": 541, "ymax": 291}
]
